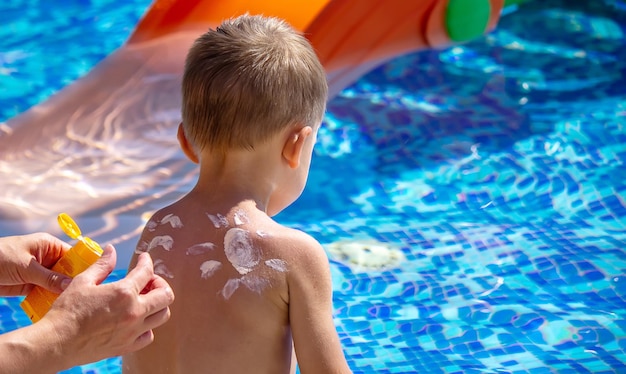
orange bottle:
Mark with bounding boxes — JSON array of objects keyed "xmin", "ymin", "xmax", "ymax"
[{"xmin": 20, "ymin": 213, "xmax": 103, "ymax": 323}]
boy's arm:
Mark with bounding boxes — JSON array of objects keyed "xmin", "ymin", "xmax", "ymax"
[{"xmin": 288, "ymin": 233, "xmax": 352, "ymax": 374}]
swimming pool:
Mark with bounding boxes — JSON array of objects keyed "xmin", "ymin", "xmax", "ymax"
[{"xmin": 1, "ymin": 0, "xmax": 625, "ymax": 373}]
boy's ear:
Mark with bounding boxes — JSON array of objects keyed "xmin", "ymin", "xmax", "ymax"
[
  {"xmin": 282, "ymin": 126, "xmax": 313, "ymax": 169},
  {"xmin": 177, "ymin": 123, "xmax": 199, "ymax": 164}
]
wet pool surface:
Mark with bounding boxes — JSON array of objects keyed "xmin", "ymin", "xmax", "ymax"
[{"xmin": 1, "ymin": 0, "xmax": 625, "ymax": 372}]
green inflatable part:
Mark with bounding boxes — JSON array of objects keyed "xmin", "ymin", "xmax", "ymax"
[
  {"xmin": 504, "ymin": 0, "xmax": 530, "ymax": 7},
  {"xmin": 445, "ymin": 0, "xmax": 492, "ymax": 43}
]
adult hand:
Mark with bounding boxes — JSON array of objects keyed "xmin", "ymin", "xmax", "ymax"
[
  {"xmin": 0, "ymin": 233, "xmax": 71, "ymax": 296},
  {"xmin": 0, "ymin": 243, "xmax": 174, "ymax": 374},
  {"xmin": 42, "ymin": 244, "xmax": 175, "ymax": 370}
]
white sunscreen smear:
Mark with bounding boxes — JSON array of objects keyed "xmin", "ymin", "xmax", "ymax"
[
  {"xmin": 186, "ymin": 242, "xmax": 215, "ymax": 255},
  {"xmin": 221, "ymin": 278, "xmax": 241, "ymax": 299},
  {"xmin": 265, "ymin": 259, "xmax": 288, "ymax": 272},
  {"xmin": 135, "ymin": 241, "xmax": 148, "ymax": 254},
  {"xmin": 256, "ymin": 230, "xmax": 270, "ymax": 238},
  {"xmin": 148, "ymin": 235, "xmax": 174, "ymax": 251},
  {"xmin": 224, "ymin": 228, "xmax": 259, "ymax": 275},
  {"xmin": 154, "ymin": 259, "xmax": 174, "ymax": 279},
  {"xmin": 200, "ymin": 260, "xmax": 222, "ymax": 279},
  {"xmin": 146, "ymin": 220, "xmax": 158, "ymax": 232},
  {"xmin": 233, "ymin": 209, "xmax": 249, "ymax": 226},
  {"xmin": 161, "ymin": 213, "xmax": 183, "ymax": 228},
  {"xmin": 241, "ymin": 275, "xmax": 270, "ymax": 294},
  {"xmin": 206, "ymin": 213, "xmax": 229, "ymax": 228}
]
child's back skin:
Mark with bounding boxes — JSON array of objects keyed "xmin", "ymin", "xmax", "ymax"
[{"xmin": 122, "ymin": 14, "xmax": 352, "ymax": 374}]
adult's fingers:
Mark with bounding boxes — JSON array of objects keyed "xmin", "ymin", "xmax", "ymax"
[
  {"xmin": 131, "ymin": 330, "xmax": 155, "ymax": 353},
  {"xmin": 75, "ymin": 244, "xmax": 116, "ymax": 285},
  {"xmin": 143, "ymin": 306, "xmax": 171, "ymax": 331},
  {"xmin": 145, "ymin": 275, "xmax": 172, "ymax": 295},
  {"xmin": 139, "ymin": 276, "xmax": 174, "ymax": 315},
  {"xmin": 40, "ymin": 232, "xmax": 72, "ymax": 252},
  {"xmin": 125, "ymin": 252, "xmax": 156, "ymax": 294},
  {"xmin": 29, "ymin": 232, "xmax": 71, "ymax": 268},
  {"xmin": 26, "ymin": 260, "xmax": 71, "ymax": 293}
]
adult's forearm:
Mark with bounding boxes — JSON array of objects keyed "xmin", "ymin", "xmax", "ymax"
[{"xmin": 0, "ymin": 319, "xmax": 72, "ymax": 374}]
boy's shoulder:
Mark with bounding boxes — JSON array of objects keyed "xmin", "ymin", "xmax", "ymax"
[
  {"xmin": 257, "ymin": 223, "xmax": 320, "ymax": 250},
  {"xmin": 140, "ymin": 206, "xmax": 183, "ymax": 231},
  {"xmin": 256, "ymin": 224, "xmax": 329, "ymax": 274}
]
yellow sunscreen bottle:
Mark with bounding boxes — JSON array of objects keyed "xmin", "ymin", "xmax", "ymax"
[{"xmin": 20, "ymin": 213, "xmax": 103, "ymax": 323}]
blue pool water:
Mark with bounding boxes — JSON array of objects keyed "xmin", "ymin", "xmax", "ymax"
[{"xmin": 1, "ymin": 0, "xmax": 626, "ymax": 373}]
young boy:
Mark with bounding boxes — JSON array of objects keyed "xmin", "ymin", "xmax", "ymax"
[{"xmin": 122, "ymin": 14, "xmax": 352, "ymax": 374}]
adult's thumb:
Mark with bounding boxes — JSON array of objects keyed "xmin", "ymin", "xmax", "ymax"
[
  {"xmin": 74, "ymin": 244, "xmax": 117, "ymax": 285},
  {"xmin": 27, "ymin": 262, "xmax": 72, "ymax": 294}
]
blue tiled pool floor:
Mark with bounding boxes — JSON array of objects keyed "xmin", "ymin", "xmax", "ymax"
[{"xmin": 1, "ymin": 0, "xmax": 626, "ymax": 373}]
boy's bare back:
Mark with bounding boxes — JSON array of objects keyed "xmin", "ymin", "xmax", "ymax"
[
  {"xmin": 123, "ymin": 196, "xmax": 343, "ymax": 373},
  {"xmin": 122, "ymin": 14, "xmax": 350, "ymax": 373}
]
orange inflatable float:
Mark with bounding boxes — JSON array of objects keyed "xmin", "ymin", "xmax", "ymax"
[
  {"xmin": 129, "ymin": 0, "xmax": 508, "ymax": 97},
  {"xmin": 0, "ymin": 0, "xmax": 512, "ymax": 223}
]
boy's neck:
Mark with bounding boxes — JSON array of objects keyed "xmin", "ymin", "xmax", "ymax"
[{"xmin": 192, "ymin": 146, "xmax": 282, "ymax": 213}]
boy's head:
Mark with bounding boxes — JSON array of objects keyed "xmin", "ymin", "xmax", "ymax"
[{"xmin": 181, "ymin": 14, "xmax": 328, "ymax": 154}]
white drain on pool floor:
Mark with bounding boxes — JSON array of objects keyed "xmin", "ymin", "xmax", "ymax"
[{"xmin": 325, "ymin": 239, "xmax": 405, "ymax": 272}]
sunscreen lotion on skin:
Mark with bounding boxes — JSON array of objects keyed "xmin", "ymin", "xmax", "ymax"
[{"xmin": 20, "ymin": 213, "xmax": 103, "ymax": 323}]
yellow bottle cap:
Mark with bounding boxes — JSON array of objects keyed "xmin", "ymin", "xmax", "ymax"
[
  {"xmin": 57, "ymin": 213, "xmax": 103, "ymax": 255},
  {"xmin": 58, "ymin": 213, "xmax": 82, "ymax": 239}
]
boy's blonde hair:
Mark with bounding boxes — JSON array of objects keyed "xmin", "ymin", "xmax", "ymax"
[{"xmin": 181, "ymin": 14, "xmax": 328, "ymax": 152}]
